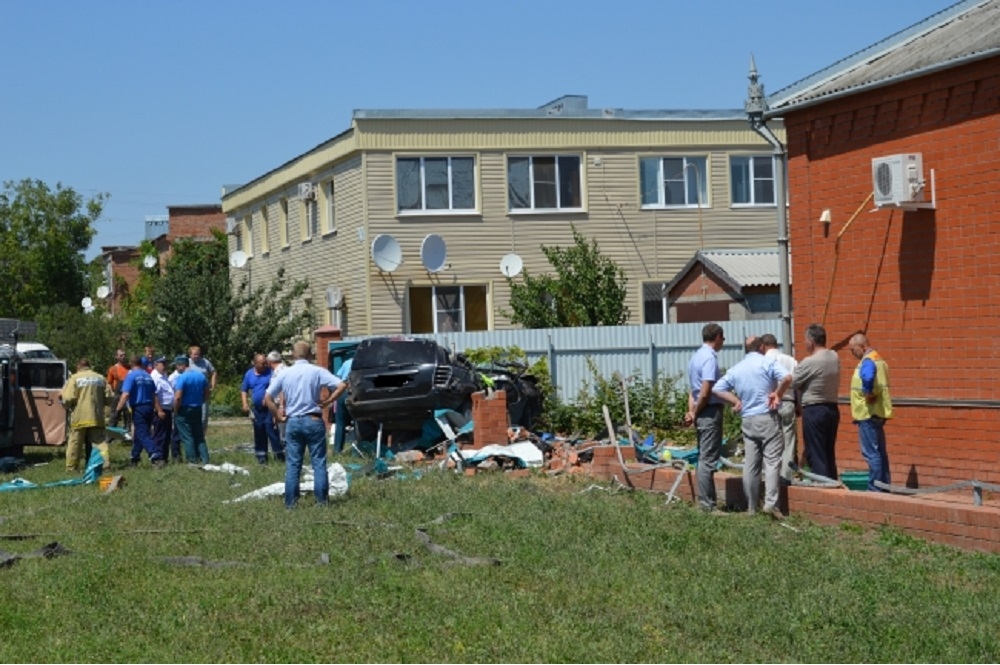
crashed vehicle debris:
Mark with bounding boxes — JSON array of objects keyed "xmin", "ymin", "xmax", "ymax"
[{"xmin": 346, "ymin": 336, "xmax": 483, "ymax": 442}]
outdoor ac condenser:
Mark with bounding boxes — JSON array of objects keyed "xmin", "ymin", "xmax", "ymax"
[{"xmin": 872, "ymin": 153, "xmax": 925, "ymax": 208}]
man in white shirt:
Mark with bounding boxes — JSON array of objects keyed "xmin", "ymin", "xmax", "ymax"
[
  {"xmin": 760, "ymin": 334, "xmax": 798, "ymax": 484},
  {"xmin": 150, "ymin": 357, "xmax": 176, "ymax": 463}
]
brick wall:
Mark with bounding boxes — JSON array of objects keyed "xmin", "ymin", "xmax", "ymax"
[
  {"xmin": 782, "ymin": 55, "xmax": 1000, "ymax": 487},
  {"xmin": 167, "ymin": 205, "xmax": 224, "ymax": 241},
  {"xmin": 587, "ymin": 446, "xmax": 1000, "ymax": 553},
  {"xmin": 471, "ymin": 390, "xmax": 508, "ymax": 449}
]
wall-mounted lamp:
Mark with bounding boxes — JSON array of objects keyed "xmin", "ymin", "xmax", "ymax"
[{"xmin": 819, "ymin": 209, "xmax": 832, "ymax": 226}]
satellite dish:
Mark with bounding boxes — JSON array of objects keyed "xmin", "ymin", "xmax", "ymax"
[
  {"xmin": 81, "ymin": 297, "xmax": 93, "ymax": 309},
  {"xmin": 325, "ymin": 286, "xmax": 344, "ymax": 309},
  {"xmin": 96, "ymin": 285, "xmax": 110, "ymax": 299},
  {"xmin": 420, "ymin": 234, "xmax": 448, "ymax": 273},
  {"xmin": 229, "ymin": 250, "xmax": 248, "ymax": 268},
  {"xmin": 500, "ymin": 253, "xmax": 524, "ymax": 277},
  {"xmin": 143, "ymin": 255, "xmax": 157, "ymax": 269},
  {"xmin": 370, "ymin": 234, "xmax": 402, "ymax": 273}
]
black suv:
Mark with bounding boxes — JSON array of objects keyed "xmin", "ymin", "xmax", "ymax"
[{"xmin": 345, "ymin": 336, "xmax": 482, "ymax": 432}]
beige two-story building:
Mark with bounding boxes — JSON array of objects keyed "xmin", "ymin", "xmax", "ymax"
[{"xmin": 221, "ymin": 95, "xmax": 785, "ymax": 336}]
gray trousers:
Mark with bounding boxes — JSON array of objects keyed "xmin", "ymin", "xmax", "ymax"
[
  {"xmin": 777, "ymin": 401, "xmax": 797, "ymax": 481},
  {"xmin": 742, "ymin": 412, "xmax": 784, "ymax": 513},
  {"xmin": 695, "ymin": 404, "xmax": 724, "ymax": 510}
]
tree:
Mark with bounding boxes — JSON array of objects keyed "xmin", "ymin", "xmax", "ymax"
[
  {"xmin": 505, "ymin": 226, "xmax": 629, "ymax": 328},
  {"xmin": 0, "ymin": 179, "xmax": 105, "ymax": 318},
  {"xmin": 146, "ymin": 231, "xmax": 313, "ymax": 379},
  {"xmin": 35, "ymin": 303, "xmax": 126, "ymax": 374}
]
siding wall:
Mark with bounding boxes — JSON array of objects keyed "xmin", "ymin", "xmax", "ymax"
[
  {"xmin": 225, "ymin": 115, "xmax": 787, "ymax": 336},
  {"xmin": 783, "ymin": 55, "xmax": 1000, "ymax": 487}
]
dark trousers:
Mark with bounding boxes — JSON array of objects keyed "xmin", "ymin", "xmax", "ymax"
[
  {"xmin": 130, "ymin": 404, "xmax": 162, "ymax": 462},
  {"xmin": 333, "ymin": 394, "xmax": 352, "ymax": 454},
  {"xmin": 802, "ymin": 403, "xmax": 840, "ymax": 480},
  {"xmin": 152, "ymin": 409, "xmax": 173, "ymax": 460},
  {"xmin": 252, "ymin": 404, "xmax": 284, "ymax": 460}
]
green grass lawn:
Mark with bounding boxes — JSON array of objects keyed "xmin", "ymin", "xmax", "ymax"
[{"xmin": 1, "ymin": 423, "xmax": 998, "ymax": 663}]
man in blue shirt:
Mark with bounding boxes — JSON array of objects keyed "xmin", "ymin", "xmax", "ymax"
[
  {"xmin": 713, "ymin": 336, "xmax": 793, "ymax": 518},
  {"xmin": 173, "ymin": 355, "xmax": 210, "ymax": 464},
  {"xmin": 242, "ymin": 353, "xmax": 284, "ymax": 465},
  {"xmin": 684, "ymin": 323, "xmax": 726, "ymax": 512},
  {"xmin": 266, "ymin": 341, "xmax": 346, "ymax": 508},
  {"xmin": 117, "ymin": 355, "xmax": 164, "ymax": 468}
]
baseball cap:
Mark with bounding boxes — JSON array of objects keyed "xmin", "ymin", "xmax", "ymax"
[
  {"xmin": 174, "ymin": 355, "xmax": 189, "ymax": 366},
  {"xmin": 154, "ymin": 356, "xmax": 167, "ymax": 364}
]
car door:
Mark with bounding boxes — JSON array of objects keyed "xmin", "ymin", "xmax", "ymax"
[{"xmin": 13, "ymin": 358, "xmax": 68, "ymax": 446}]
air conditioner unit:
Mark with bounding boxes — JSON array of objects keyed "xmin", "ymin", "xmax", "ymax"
[
  {"xmin": 872, "ymin": 153, "xmax": 925, "ymax": 208},
  {"xmin": 298, "ymin": 183, "xmax": 316, "ymax": 200},
  {"xmin": 225, "ymin": 216, "xmax": 237, "ymax": 234}
]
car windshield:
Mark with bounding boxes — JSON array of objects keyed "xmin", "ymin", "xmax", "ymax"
[{"xmin": 352, "ymin": 339, "xmax": 439, "ymax": 370}]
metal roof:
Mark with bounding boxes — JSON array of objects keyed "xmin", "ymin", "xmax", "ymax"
[
  {"xmin": 768, "ymin": 0, "xmax": 1000, "ymax": 114},
  {"xmin": 664, "ymin": 248, "xmax": 787, "ymax": 296}
]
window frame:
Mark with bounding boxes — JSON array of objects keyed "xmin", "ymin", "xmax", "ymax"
[
  {"xmin": 243, "ymin": 215, "xmax": 253, "ymax": 257},
  {"xmin": 507, "ymin": 154, "xmax": 584, "ymax": 213},
  {"xmin": 729, "ymin": 154, "xmax": 777, "ymax": 207},
  {"xmin": 302, "ymin": 197, "xmax": 318, "ymax": 242},
  {"xmin": 259, "ymin": 205, "xmax": 269, "ymax": 255},
  {"xmin": 641, "ymin": 282, "xmax": 668, "ymax": 324},
  {"xmin": 408, "ymin": 284, "xmax": 489, "ymax": 333},
  {"xmin": 323, "ymin": 180, "xmax": 336, "ymax": 235},
  {"xmin": 639, "ymin": 155, "xmax": 708, "ymax": 209},
  {"xmin": 395, "ymin": 155, "xmax": 478, "ymax": 216},
  {"xmin": 279, "ymin": 198, "xmax": 289, "ymax": 248}
]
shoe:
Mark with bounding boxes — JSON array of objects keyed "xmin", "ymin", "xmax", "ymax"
[
  {"xmin": 152, "ymin": 459, "xmax": 166, "ymax": 470},
  {"xmin": 128, "ymin": 459, "xmax": 140, "ymax": 468},
  {"xmin": 257, "ymin": 457, "xmax": 268, "ymax": 465},
  {"xmin": 762, "ymin": 507, "xmax": 785, "ymax": 521},
  {"xmin": 275, "ymin": 453, "xmax": 286, "ymax": 463}
]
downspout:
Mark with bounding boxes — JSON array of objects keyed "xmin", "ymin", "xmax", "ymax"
[{"xmin": 745, "ymin": 56, "xmax": 793, "ymax": 355}]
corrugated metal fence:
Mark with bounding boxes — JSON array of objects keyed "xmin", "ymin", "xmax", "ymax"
[{"xmin": 342, "ymin": 321, "xmax": 786, "ymax": 400}]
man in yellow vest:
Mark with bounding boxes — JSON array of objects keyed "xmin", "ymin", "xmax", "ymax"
[
  {"xmin": 848, "ymin": 333, "xmax": 893, "ymax": 491},
  {"xmin": 60, "ymin": 358, "xmax": 108, "ymax": 472}
]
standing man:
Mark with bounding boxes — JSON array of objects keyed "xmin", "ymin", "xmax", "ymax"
[
  {"xmin": 265, "ymin": 341, "xmax": 346, "ymax": 509},
  {"xmin": 266, "ymin": 351, "xmax": 287, "ymax": 451},
  {"xmin": 150, "ymin": 356, "xmax": 175, "ymax": 463},
  {"xmin": 140, "ymin": 346, "xmax": 156, "ymax": 373},
  {"xmin": 848, "ymin": 333, "xmax": 893, "ymax": 491},
  {"xmin": 187, "ymin": 345, "xmax": 216, "ymax": 433},
  {"xmin": 60, "ymin": 358, "xmax": 107, "ymax": 472},
  {"xmin": 242, "ymin": 353, "xmax": 284, "ymax": 465},
  {"xmin": 760, "ymin": 334, "xmax": 798, "ymax": 483},
  {"xmin": 118, "ymin": 355, "xmax": 164, "ymax": 468},
  {"xmin": 713, "ymin": 336, "xmax": 792, "ymax": 517},
  {"xmin": 684, "ymin": 323, "xmax": 725, "ymax": 512},
  {"xmin": 106, "ymin": 348, "xmax": 130, "ymax": 437},
  {"xmin": 332, "ymin": 355, "xmax": 353, "ymax": 454},
  {"xmin": 792, "ymin": 324, "xmax": 841, "ymax": 480},
  {"xmin": 173, "ymin": 355, "xmax": 210, "ymax": 464}
]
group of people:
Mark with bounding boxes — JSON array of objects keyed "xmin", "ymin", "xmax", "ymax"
[
  {"xmin": 62, "ymin": 340, "xmax": 350, "ymax": 511},
  {"xmin": 61, "ymin": 345, "xmax": 218, "ymax": 471},
  {"xmin": 686, "ymin": 322, "xmax": 893, "ymax": 517}
]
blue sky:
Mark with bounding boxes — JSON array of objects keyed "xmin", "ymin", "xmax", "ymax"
[{"xmin": 2, "ymin": 0, "xmax": 953, "ymax": 260}]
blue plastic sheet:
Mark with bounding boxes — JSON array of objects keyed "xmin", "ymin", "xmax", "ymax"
[{"xmin": 0, "ymin": 449, "xmax": 104, "ymax": 492}]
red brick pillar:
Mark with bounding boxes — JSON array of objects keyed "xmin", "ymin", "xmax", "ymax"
[
  {"xmin": 470, "ymin": 390, "xmax": 508, "ymax": 449},
  {"xmin": 312, "ymin": 325, "xmax": 343, "ymax": 372}
]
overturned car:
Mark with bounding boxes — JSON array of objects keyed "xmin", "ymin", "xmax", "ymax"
[{"xmin": 345, "ymin": 336, "xmax": 483, "ymax": 438}]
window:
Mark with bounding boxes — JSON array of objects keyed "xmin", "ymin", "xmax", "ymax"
[
  {"xmin": 396, "ymin": 156, "xmax": 476, "ymax": 213},
  {"xmin": 642, "ymin": 283, "xmax": 667, "ymax": 324},
  {"xmin": 640, "ymin": 156, "xmax": 707, "ymax": 207},
  {"xmin": 303, "ymin": 198, "xmax": 318, "ymax": 241},
  {"xmin": 235, "ymin": 224, "xmax": 243, "ymax": 253},
  {"xmin": 259, "ymin": 205, "xmax": 269, "ymax": 254},
  {"xmin": 243, "ymin": 216, "xmax": 253, "ymax": 256},
  {"xmin": 324, "ymin": 180, "xmax": 336, "ymax": 234},
  {"xmin": 409, "ymin": 285, "xmax": 488, "ymax": 333},
  {"xmin": 279, "ymin": 198, "xmax": 289, "ymax": 247},
  {"xmin": 508, "ymin": 155, "xmax": 582, "ymax": 211},
  {"xmin": 730, "ymin": 155, "xmax": 775, "ymax": 205}
]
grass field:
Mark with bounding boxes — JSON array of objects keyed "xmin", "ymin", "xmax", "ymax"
[{"xmin": 1, "ymin": 422, "xmax": 998, "ymax": 663}]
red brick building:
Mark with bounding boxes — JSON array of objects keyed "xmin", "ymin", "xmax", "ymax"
[
  {"xmin": 100, "ymin": 204, "xmax": 225, "ymax": 311},
  {"xmin": 767, "ymin": 0, "xmax": 1000, "ymax": 487}
]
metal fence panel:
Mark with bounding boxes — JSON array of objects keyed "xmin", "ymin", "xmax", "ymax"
[{"xmin": 341, "ymin": 320, "xmax": 785, "ymax": 400}]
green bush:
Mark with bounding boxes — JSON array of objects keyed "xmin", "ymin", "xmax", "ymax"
[{"xmin": 209, "ymin": 380, "xmax": 245, "ymax": 418}]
